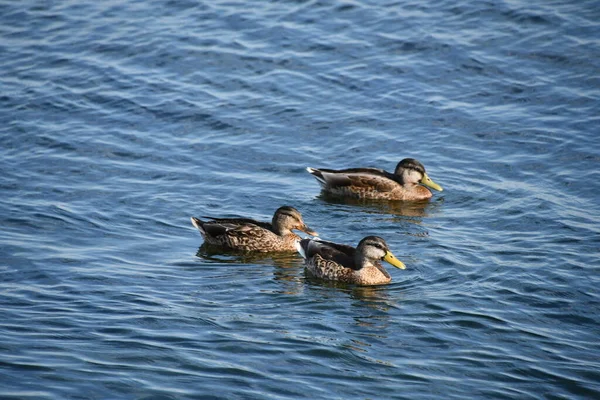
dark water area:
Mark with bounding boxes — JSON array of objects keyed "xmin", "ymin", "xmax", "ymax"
[{"xmin": 1, "ymin": 0, "xmax": 600, "ymax": 398}]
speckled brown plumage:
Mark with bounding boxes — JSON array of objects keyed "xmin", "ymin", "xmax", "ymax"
[
  {"xmin": 307, "ymin": 158, "xmax": 443, "ymax": 201},
  {"xmin": 191, "ymin": 206, "xmax": 317, "ymax": 252},
  {"xmin": 297, "ymin": 236, "xmax": 406, "ymax": 286}
]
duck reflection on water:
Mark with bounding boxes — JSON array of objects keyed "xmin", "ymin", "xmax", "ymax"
[{"xmin": 317, "ymin": 192, "xmax": 444, "ymax": 219}]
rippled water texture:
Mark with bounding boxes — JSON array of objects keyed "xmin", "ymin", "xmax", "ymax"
[{"xmin": 2, "ymin": 0, "xmax": 600, "ymax": 399}]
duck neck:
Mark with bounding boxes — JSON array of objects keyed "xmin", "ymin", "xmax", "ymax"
[
  {"xmin": 353, "ymin": 253, "xmax": 371, "ymax": 270},
  {"xmin": 272, "ymin": 222, "xmax": 291, "ymax": 237}
]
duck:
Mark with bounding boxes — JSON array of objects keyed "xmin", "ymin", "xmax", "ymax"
[
  {"xmin": 191, "ymin": 206, "xmax": 318, "ymax": 252},
  {"xmin": 296, "ymin": 236, "xmax": 406, "ymax": 285},
  {"xmin": 306, "ymin": 158, "xmax": 443, "ymax": 201}
]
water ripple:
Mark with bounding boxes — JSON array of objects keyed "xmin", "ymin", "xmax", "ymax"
[{"xmin": 2, "ymin": 0, "xmax": 600, "ymax": 399}]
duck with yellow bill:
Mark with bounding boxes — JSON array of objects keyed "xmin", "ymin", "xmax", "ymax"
[
  {"xmin": 306, "ymin": 158, "xmax": 443, "ymax": 201},
  {"xmin": 296, "ymin": 236, "xmax": 406, "ymax": 285}
]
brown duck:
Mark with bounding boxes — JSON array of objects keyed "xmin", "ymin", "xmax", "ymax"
[
  {"xmin": 297, "ymin": 236, "xmax": 406, "ymax": 285},
  {"xmin": 191, "ymin": 206, "xmax": 318, "ymax": 252},
  {"xmin": 307, "ymin": 158, "xmax": 443, "ymax": 200}
]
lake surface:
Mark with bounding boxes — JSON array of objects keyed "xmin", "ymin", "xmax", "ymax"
[{"xmin": 2, "ymin": 0, "xmax": 600, "ymax": 398}]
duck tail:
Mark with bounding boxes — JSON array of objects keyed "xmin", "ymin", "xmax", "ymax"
[
  {"xmin": 296, "ymin": 239, "xmax": 309, "ymax": 259},
  {"xmin": 190, "ymin": 217, "xmax": 207, "ymax": 236},
  {"xmin": 306, "ymin": 167, "xmax": 326, "ymax": 186}
]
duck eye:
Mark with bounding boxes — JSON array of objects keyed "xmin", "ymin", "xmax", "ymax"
[{"xmin": 369, "ymin": 242, "xmax": 385, "ymax": 251}]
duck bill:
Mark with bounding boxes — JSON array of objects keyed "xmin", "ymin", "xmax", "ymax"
[
  {"xmin": 383, "ymin": 251, "xmax": 406, "ymax": 269},
  {"xmin": 299, "ymin": 224, "xmax": 319, "ymax": 237},
  {"xmin": 420, "ymin": 173, "xmax": 443, "ymax": 191}
]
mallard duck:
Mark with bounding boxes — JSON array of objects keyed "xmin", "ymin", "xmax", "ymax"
[
  {"xmin": 306, "ymin": 158, "xmax": 443, "ymax": 200},
  {"xmin": 296, "ymin": 236, "xmax": 406, "ymax": 285},
  {"xmin": 191, "ymin": 206, "xmax": 318, "ymax": 252}
]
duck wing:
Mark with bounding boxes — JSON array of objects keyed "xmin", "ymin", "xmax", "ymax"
[
  {"xmin": 309, "ymin": 168, "xmax": 399, "ymax": 192},
  {"xmin": 202, "ymin": 217, "xmax": 273, "ymax": 236},
  {"xmin": 299, "ymin": 239, "xmax": 358, "ymax": 270}
]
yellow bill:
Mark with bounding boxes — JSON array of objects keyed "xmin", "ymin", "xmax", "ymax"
[
  {"xmin": 383, "ymin": 251, "xmax": 406, "ymax": 269},
  {"xmin": 420, "ymin": 173, "xmax": 443, "ymax": 191}
]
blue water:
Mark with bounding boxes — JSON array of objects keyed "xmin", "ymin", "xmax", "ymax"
[{"xmin": 2, "ymin": 0, "xmax": 600, "ymax": 398}]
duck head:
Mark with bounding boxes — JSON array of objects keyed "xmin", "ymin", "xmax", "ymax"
[
  {"xmin": 394, "ymin": 158, "xmax": 443, "ymax": 192},
  {"xmin": 272, "ymin": 206, "xmax": 318, "ymax": 237},
  {"xmin": 355, "ymin": 236, "xmax": 405, "ymax": 270}
]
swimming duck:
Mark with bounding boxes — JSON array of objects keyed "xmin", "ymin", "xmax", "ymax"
[
  {"xmin": 306, "ymin": 158, "xmax": 443, "ymax": 200},
  {"xmin": 191, "ymin": 206, "xmax": 318, "ymax": 252},
  {"xmin": 296, "ymin": 236, "xmax": 406, "ymax": 285}
]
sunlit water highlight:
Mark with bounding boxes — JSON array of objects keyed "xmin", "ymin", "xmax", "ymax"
[{"xmin": 1, "ymin": 0, "xmax": 599, "ymax": 399}]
